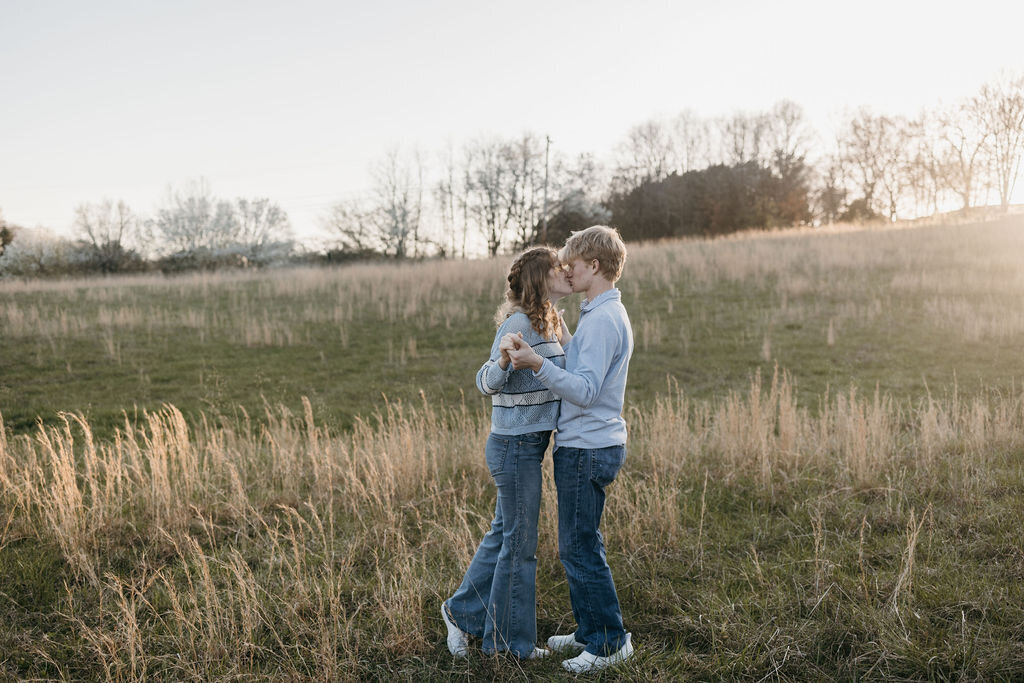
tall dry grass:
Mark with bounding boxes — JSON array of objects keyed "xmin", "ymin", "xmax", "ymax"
[{"xmin": 3, "ymin": 369, "xmax": 1024, "ymax": 678}]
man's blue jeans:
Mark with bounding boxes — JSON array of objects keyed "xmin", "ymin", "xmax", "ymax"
[
  {"xmin": 445, "ymin": 431, "xmax": 549, "ymax": 658},
  {"xmin": 554, "ymin": 444, "xmax": 628, "ymax": 657}
]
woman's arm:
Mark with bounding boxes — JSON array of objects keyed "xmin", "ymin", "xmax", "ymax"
[{"xmin": 475, "ymin": 314, "xmax": 529, "ymax": 395}]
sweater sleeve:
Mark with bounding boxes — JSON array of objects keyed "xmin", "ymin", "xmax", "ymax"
[{"xmin": 475, "ymin": 314, "xmax": 532, "ymax": 395}]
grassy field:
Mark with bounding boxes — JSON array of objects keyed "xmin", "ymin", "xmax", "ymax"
[
  {"xmin": 2, "ymin": 216, "xmax": 1024, "ymax": 679},
  {"xmin": 4, "ymin": 215, "xmax": 1024, "ymax": 441}
]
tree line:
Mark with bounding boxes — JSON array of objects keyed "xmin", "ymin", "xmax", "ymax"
[
  {"xmin": 0, "ymin": 180, "xmax": 295, "ymax": 277},
  {"xmin": 321, "ymin": 71, "xmax": 1024, "ymax": 255},
  {"xmin": 2, "ymin": 73, "xmax": 1022, "ymax": 278}
]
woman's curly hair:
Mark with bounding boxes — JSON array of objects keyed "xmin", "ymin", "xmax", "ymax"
[{"xmin": 494, "ymin": 246, "xmax": 560, "ymax": 338}]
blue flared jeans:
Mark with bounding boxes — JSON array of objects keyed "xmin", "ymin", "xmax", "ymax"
[
  {"xmin": 554, "ymin": 444, "xmax": 628, "ymax": 657},
  {"xmin": 445, "ymin": 431, "xmax": 549, "ymax": 658}
]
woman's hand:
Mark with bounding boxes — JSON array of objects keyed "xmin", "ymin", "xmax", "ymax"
[
  {"xmin": 498, "ymin": 332, "xmax": 524, "ymax": 369},
  {"xmin": 556, "ymin": 309, "xmax": 572, "ymax": 346}
]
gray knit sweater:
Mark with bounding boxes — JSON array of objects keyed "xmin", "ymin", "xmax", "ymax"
[{"xmin": 476, "ymin": 311, "xmax": 566, "ymax": 435}]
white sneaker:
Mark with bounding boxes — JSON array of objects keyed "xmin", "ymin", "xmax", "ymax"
[
  {"xmin": 525, "ymin": 647, "xmax": 551, "ymax": 660},
  {"xmin": 441, "ymin": 602, "xmax": 469, "ymax": 657},
  {"xmin": 561, "ymin": 633, "xmax": 634, "ymax": 673},
  {"xmin": 547, "ymin": 633, "xmax": 587, "ymax": 653}
]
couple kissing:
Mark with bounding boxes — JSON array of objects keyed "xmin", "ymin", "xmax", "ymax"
[{"xmin": 442, "ymin": 226, "xmax": 636, "ymax": 674}]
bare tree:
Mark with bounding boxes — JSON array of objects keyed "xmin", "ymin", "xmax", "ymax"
[
  {"xmin": 815, "ymin": 151, "xmax": 848, "ymax": 224},
  {"xmin": 320, "ymin": 200, "xmax": 380, "ymax": 255},
  {"xmin": 719, "ymin": 111, "xmax": 768, "ymax": 166},
  {"xmin": 322, "ymin": 150, "xmax": 424, "ymax": 259},
  {"xmin": 901, "ymin": 113, "xmax": 947, "ymax": 217},
  {"xmin": 149, "ymin": 178, "xmax": 219, "ymax": 253},
  {"xmin": 764, "ymin": 100, "xmax": 813, "ymax": 179},
  {"xmin": 553, "ymin": 152, "xmax": 606, "ymax": 205},
  {"xmin": 227, "ymin": 198, "xmax": 293, "ymax": 257},
  {"xmin": 74, "ymin": 199, "xmax": 140, "ymax": 271},
  {"xmin": 977, "ymin": 73, "xmax": 1024, "ymax": 212},
  {"xmin": 611, "ymin": 118, "xmax": 677, "ymax": 193},
  {"xmin": 672, "ymin": 109, "xmax": 711, "ymax": 172},
  {"xmin": 839, "ymin": 109, "xmax": 906, "ymax": 218},
  {"xmin": 434, "ymin": 141, "xmax": 460, "ymax": 258},
  {"xmin": 521, "ymin": 151, "xmax": 610, "ymax": 245},
  {"xmin": 371, "ymin": 149, "xmax": 424, "ymax": 258},
  {"xmin": 149, "ymin": 179, "xmax": 292, "ymax": 261},
  {"xmin": 457, "ymin": 145, "xmax": 474, "ymax": 258},
  {"xmin": 465, "ymin": 138, "xmax": 513, "ymax": 257},
  {"xmin": 876, "ymin": 116, "xmax": 914, "ymax": 221},
  {"xmin": 935, "ymin": 99, "xmax": 990, "ymax": 211},
  {"xmin": 503, "ymin": 133, "xmax": 544, "ymax": 249}
]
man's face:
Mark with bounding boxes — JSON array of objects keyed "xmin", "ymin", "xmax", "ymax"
[
  {"xmin": 566, "ymin": 258, "xmax": 596, "ymax": 293},
  {"xmin": 546, "ymin": 260, "xmax": 573, "ymax": 298}
]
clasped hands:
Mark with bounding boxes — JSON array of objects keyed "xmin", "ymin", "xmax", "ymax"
[{"xmin": 499, "ymin": 332, "xmax": 543, "ymax": 372}]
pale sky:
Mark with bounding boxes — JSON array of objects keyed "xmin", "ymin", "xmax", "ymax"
[{"xmin": 3, "ymin": 0, "xmax": 1023, "ymax": 243}]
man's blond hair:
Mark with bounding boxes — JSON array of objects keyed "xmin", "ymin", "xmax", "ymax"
[{"xmin": 559, "ymin": 225, "xmax": 627, "ymax": 282}]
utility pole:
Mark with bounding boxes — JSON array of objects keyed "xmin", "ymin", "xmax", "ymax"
[{"xmin": 542, "ymin": 135, "xmax": 551, "ymax": 244}]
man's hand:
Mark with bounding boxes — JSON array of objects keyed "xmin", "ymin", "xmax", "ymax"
[
  {"xmin": 508, "ymin": 341, "xmax": 543, "ymax": 372},
  {"xmin": 498, "ymin": 332, "xmax": 524, "ymax": 369}
]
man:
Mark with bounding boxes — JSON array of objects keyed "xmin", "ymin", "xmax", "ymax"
[{"xmin": 504, "ymin": 225, "xmax": 635, "ymax": 673}]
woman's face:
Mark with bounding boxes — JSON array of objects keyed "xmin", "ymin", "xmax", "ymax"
[{"xmin": 546, "ymin": 259, "xmax": 574, "ymax": 298}]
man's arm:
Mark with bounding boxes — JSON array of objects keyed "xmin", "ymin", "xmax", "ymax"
[{"xmin": 507, "ymin": 319, "xmax": 618, "ymax": 408}]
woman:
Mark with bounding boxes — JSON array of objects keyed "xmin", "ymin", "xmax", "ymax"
[{"xmin": 442, "ymin": 246, "xmax": 573, "ymax": 660}]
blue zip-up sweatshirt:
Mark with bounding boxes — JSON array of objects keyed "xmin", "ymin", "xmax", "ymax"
[
  {"xmin": 534, "ymin": 288, "xmax": 633, "ymax": 449},
  {"xmin": 476, "ymin": 311, "xmax": 566, "ymax": 435}
]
